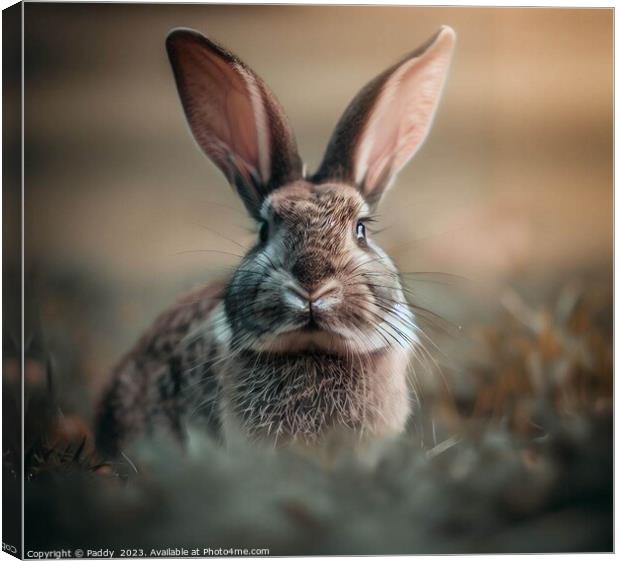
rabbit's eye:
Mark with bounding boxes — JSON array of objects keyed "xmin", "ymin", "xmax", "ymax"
[
  {"xmin": 356, "ymin": 221, "xmax": 367, "ymax": 242},
  {"xmin": 259, "ymin": 221, "xmax": 269, "ymax": 243}
]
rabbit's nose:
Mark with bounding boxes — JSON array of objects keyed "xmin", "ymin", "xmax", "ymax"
[
  {"xmin": 283, "ymin": 280, "xmax": 342, "ymax": 312},
  {"xmin": 309, "ymin": 280, "xmax": 342, "ymax": 311},
  {"xmin": 291, "ymin": 252, "xmax": 336, "ymax": 292},
  {"xmin": 283, "ymin": 283, "xmax": 311, "ymax": 311}
]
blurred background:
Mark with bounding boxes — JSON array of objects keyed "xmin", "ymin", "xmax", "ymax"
[{"xmin": 22, "ymin": 4, "xmax": 612, "ymax": 414}]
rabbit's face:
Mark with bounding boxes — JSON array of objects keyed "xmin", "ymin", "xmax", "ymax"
[
  {"xmin": 224, "ymin": 181, "xmax": 413, "ymax": 354},
  {"xmin": 167, "ymin": 26, "xmax": 455, "ymax": 356}
]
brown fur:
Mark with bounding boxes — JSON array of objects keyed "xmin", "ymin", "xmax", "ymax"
[{"xmin": 96, "ymin": 283, "xmax": 226, "ymax": 456}]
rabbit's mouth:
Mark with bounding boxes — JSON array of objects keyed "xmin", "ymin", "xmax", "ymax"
[
  {"xmin": 257, "ymin": 296, "xmax": 417, "ymax": 355},
  {"xmin": 298, "ymin": 314, "xmax": 322, "ymax": 332}
]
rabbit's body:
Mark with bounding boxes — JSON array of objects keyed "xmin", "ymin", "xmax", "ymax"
[
  {"xmin": 97, "ymin": 183, "xmax": 414, "ymax": 456},
  {"xmin": 96, "ymin": 27, "xmax": 456, "ymax": 457},
  {"xmin": 96, "ymin": 283, "xmax": 225, "ymax": 455}
]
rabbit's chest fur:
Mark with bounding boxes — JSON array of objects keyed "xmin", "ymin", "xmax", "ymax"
[{"xmin": 215, "ymin": 345, "xmax": 412, "ymax": 447}]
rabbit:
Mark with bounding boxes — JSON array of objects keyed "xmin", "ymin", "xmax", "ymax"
[{"xmin": 95, "ymin": 26, "xmax": 456, "ymax": 459}]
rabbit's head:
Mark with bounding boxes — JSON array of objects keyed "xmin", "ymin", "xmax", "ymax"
[{"xmin": 167, "ymin": 27, "xmax": 455, "ymax": 356}]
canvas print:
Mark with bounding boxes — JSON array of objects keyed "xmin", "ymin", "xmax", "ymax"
[{"xmin": 3, "ymin": 3, "xmax": 613, "ymax": 557}]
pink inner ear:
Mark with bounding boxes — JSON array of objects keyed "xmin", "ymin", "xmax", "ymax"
[
  {"xmin": 179, "ymin": 43, "xmax": 261, "ymax": 185},
  {"xmin": 228, "ymin": 83, "xmax": 259, "ymax": 174},
  {"xmin": 356, "ymin": 28, "xmax": 455, "ymax": 196},
  {"xmin": 360, "ymin": 88, "xmax": 402, "ymax": 191}
]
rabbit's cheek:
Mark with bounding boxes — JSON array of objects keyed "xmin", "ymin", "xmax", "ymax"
[
  {"xmin": 341, "ymin": 283, "xmax": 374, "ymax": 313},
  {"xmin": 254, "ymin": 290, "xmax": 285, "ymax": 322}
]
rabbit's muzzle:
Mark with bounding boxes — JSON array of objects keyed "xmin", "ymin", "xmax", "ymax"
[
  {"xmin": 290, "ymin": 250, "xmax": 336, "ymax": 291},
  {"xmin": 283, "ymin": 278, "xmax": 344, "ymax": 323},
  {"xmin": 285, "ymin": 251, "xmax": 343, "ymax": 320}
]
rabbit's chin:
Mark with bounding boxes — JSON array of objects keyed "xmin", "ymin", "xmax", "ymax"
[{"xmin": 252, "ymin": 326, "xmax": 389, "ymax": 355}]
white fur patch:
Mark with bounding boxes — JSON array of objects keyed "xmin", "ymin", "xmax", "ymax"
[{"xmin": 210, "ymin": 302, "xmax": 233, "ymax": 351}]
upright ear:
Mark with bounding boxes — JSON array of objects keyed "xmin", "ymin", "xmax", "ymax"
[
  {"xmin": 313, "ymin": 26, "xmax": 456, "ymax": 206},
  {"xmin": 166, "ymin": 28, "xmax": 303, "ymax": 219}
]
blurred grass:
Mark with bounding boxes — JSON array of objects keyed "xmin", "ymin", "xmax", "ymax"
[{"xmin": 6, "ymin": 269, "xmax": 612, "ymax": 553}]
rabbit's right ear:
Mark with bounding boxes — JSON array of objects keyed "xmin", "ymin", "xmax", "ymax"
[{"xmin": 166, "ymin": 29, "xmax": 303, "ymax": 219}]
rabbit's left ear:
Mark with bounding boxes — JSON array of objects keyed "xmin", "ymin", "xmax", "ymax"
[{"xmin": 313, "ymin": 27, "xmax": 456, "ymax": 205}]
